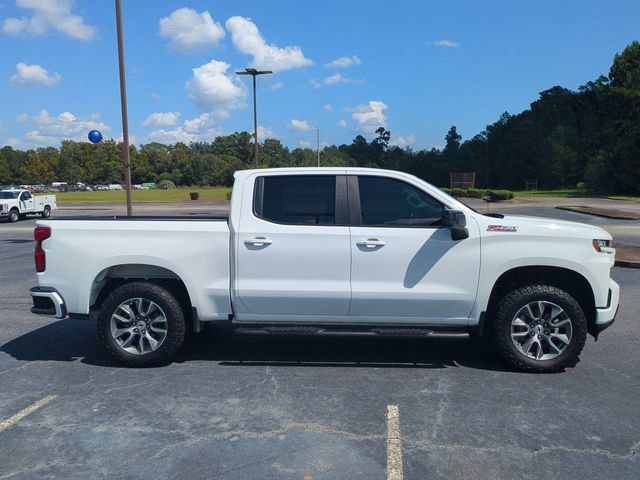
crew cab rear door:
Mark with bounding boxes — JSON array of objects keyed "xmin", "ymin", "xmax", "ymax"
[
  {"xmin": 234, "ymin": 173, "xmax": 351, "ymax": 318},
  {"xmin": 348, "ymin": 174, "xmax": 481, "ymax": 323}
]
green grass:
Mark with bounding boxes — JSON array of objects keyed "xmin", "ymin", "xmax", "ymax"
[
  {"xmin": 513, "ymin": 189, "xmax": 589, "ymax": 198},
  {"xmin": 55, "ymin": 187, "xmax": 231, "ymax": 203}
]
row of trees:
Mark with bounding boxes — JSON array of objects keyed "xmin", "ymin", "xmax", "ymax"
[{"xmin": 1, "ymin": 42, "xmax": 639, "ymax": 193}]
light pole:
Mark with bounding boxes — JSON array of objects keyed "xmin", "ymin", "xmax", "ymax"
[
  {"xmin": 235, "ymin": 68, "xmax": 272, "ymax": 167},
  {"xmin": 115, "ymin": 0, "xmax": 133, "ymax": 216}
]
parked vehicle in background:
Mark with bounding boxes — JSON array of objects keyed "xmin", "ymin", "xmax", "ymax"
[
  {"xmin": 1, "ymin": 189, "xmax": 57, "ymax": 222},
  {"xmin": 29, "ymin": 168, "xmax": 619, "ymax": 371}
]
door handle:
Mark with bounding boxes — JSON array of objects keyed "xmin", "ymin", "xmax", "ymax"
[
  {"xmin": 244, "ymin": 237, "xmax": 273, "ymax": 247},
  {"xmin": 356, "ymin": 239, "xmax": 386, "ymax": 247}
]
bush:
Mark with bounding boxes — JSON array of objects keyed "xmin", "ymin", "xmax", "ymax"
[
  {"xmin": 226, "ymin": 191, "xmax": 232, "ymax": 200},
  {"xmin": 466, "ymin": 188, "xmax": 487, "ymax": 198},
  {"xmin": 576, "ymin": 182, "xmax": 586, "ymax": 190},
  {"xmin": 451, "ymin": 188, "xmax": 467, "ymax": 197},
  {"xmin": 158, "ymin": 180, "xmax": 176, "ymax": 190},
  {"xmin": 488, "ymin": 189, "xmax": 515, "ymax": 201},
  {"xmin": 440, "ymin": 187, "xmax": 452, "ymax": 194},
  {"xmin": 189, "ymin": 192, "xmax": 200, "ymax": 200}
]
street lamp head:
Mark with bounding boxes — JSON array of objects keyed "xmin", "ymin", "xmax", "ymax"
[{"xmin": 235, "ymin": 68, "xmax": 273, "ymax": 76}]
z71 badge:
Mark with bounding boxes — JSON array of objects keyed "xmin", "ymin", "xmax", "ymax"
[{"xmin": 487, "ymin": 225, "xmax": 518, "ymax": 232}]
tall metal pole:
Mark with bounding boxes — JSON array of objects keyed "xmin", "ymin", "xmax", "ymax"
[
  {"xmin": 252, "ymin": 75, "xmax": 258, "ymax": 168},
  {"xmin": 115, "ymin": 0, "xmax": 133, "ymax": 216},
  {"xmin": 316, "ymin": 129, "xmax": 320, "ymax": 167},
  {"xmin": 235, "ymin": 69, "xmax": 272, "ymax": 168}
]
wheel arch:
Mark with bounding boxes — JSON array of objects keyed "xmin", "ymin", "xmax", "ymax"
[
  {"xmin": 485, "ymin": 266, "xmax": 596, "ymax": 337},
  {"xmin": 90, "ymin": 264, "xmax": 197, "ymax": 332}
]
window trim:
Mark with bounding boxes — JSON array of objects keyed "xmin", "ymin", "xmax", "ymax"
[
  {"xmin": 252, "ymin": 174, "xmax": 349, "ymax": 227},
  {"xmin": 348, "ymin": 174, "xmax": 445, "ymax": 229}
]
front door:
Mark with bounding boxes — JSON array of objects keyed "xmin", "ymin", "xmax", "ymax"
[
  {"xmin": 349, "ymin": 175, "xmax": 480, "ymax": 322},
  {"xmin": 20, "ymin": 191, "xmax": 34, "ymax": 212},
  {"xmin": 235, "ymin": 174, "xmax": 351, "ymax": 319}
]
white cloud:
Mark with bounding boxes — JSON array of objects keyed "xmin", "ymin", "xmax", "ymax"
[
  {"xmin": 26, "ymin": 109, "xmax": 110, "ymax": 145},
  {"xmin": 15, "ymin": 112, "xmax": 29, "ymax": 123},
  {"xmin": 324, "ymin": 55, "xmax": 361, "ymax": 69},
  {"xmin": 141, "ymin": 112, "xmax": 180, "ymax": 127},
  {"xmin": 10, "ymin": 63, "xmax": 61, "ymax": 86},
  {"xmin": 270, "ymin": 81, "xmax": 284, "ymax": 90},
  {"xmin": 349, "ymin": 100, "xmax": 388, "ymax": 134},
  {"xmin": 159, "ymin": 7, "xmax": 225, "ymax": 53},
  {"xmin": 2, "ymin": 0, "xmax": 96, "ymax": 41},
  {"xmin": 149, "ymin": 111, "xmax": 226, "ymax": 145},
  {"xmin": 323, "ymin": 104, "xmax": 332, "ymax": 112},
  {"xmin": 6, "ymin": 137, "xmax": 20, "ymax": 148},
  {"xmin": 337, "ymin": 119, "xmax": 347, "ymax": 128},
  {"xmin": 311, "ymin": 73, "xmax": 365, "ymax": 88},
  {"xmin": 288, "ymin": 118, "xmax": 314, "ymax": 132},
  {"xmin": 257, "ymin": 125, "xmax": 275, "ymax": 139},
  {"xmin": 150, "ymin": 92, "xmax": 163, "ymax": 101},
  {"xmin": 428, "ymin": 39, "xmax": 461, "ymax": 48},
  {"xmin": 186, "ymin": 59, "xmax": 246, "ymax": 112},
  {"xmin": 390, "ymin": 134, "xmax": 416, "ymax": 147},
  {"xmin": 299, "ymin": 140, "xmax": 311, "ymax": 148},
  {"xmin": 225, "ymin": 16, "xmax": 312, "ymax": 71}
]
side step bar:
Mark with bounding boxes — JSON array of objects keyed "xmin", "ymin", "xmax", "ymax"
[{"xmin": 233, "ymin": 324, "xmax": 468, "ymax": 337}]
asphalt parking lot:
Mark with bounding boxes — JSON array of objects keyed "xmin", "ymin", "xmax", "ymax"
[{"xmin": 0, "ymin": 203, "xmax": 639, "ymax": 479}]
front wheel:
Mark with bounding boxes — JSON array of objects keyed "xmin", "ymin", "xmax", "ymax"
[
  {"xmin": 490, "ymin": 285, "xmax": 587, "ymax": 372},
  {"xmin": 8, "ymin": 209, "xmax": 19, "ymax": 223},
  {"xmin": 98, "ymin": 282, "xmax": 186, "ymax": 367}
]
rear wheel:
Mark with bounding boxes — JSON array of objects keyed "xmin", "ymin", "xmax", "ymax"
[
  {"xmin": 98, "ymin": 282, "xmax": 186, "ymax": 367},
  {"xmin": 490, "ymin": 285, "xmax": 587, "ymax": 372},
  {"xmin": 8, "ymin": 209, "xmax": 19, "ymax": 223},
  {"xmin": 41, "ymin": 206, "xmax": 51, "ymax": 218}
]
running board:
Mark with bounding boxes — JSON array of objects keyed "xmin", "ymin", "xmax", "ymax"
[{"xmin": 233, "ymin": 324, "xmax": 468, "ymax": 337}]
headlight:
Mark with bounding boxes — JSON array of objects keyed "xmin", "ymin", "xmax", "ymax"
[{"xmin": 593, "ymin": 239, "xmax": 614, "ymax": 253}]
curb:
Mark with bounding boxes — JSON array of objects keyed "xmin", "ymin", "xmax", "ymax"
[
  {"xmin": 615, "ymin": 259, "xmax": 640, "ymax": 269},
  {"xmin": 555, "ymin": 206, "xmax": 640, "ymax": 220}
]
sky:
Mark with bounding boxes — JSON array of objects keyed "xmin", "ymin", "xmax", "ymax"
[{"xmin": 0, "ymin": 0, "xmax": 638, "ymax": 151}]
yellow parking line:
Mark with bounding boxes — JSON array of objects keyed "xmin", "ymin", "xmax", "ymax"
[
  {"xmin": 0, "ymin": 395, "xmax": 57, "ymax": 433},
  {"xmin": 387, "ymin": 405, "xmax": 403, "ymax": 480}
]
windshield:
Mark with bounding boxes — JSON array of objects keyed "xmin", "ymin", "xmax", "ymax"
[{"xmin": 0, "ymin": 192, "xmax": 19, "ymax": 200}]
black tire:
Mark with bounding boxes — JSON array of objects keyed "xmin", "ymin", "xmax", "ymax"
[
  {"xmin": 489, "ymin": 284, "xmax": 587, "ymax": 372},
  {"xmin": 97, "ymin": 282, "xmax": 186, "ymax": 367},
  {"xmin": 8, "ymin": 209, "xmax": 19, "ymax": 223},
  {"xmin": 41, "ymin": 206, "xmax": 51, "ymax": 218}
]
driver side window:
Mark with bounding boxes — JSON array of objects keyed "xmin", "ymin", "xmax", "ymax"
[
  {"xmin": 20, "ymin": 192, "xmax": 31, "ymax": 201},
  {"xmin": 357, "ymin": 176, "xmax": 444, "ymax": 227}
]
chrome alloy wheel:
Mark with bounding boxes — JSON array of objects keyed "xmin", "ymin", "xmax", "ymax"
[
  {"xmin": 510, "ymin": 301, "xmax": 573, "ymax": 361},
  {"xmin": 109, "ymin": 298, "xmax": 168, "ymax": 355}
]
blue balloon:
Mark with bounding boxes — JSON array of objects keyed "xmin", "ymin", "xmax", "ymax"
[{"xmin": 88, "ymin": 130, "xmax": 103, "ymax": 144}]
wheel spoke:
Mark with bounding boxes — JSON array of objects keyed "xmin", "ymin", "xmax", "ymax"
[
  {"xmin": 145, "ymin": 332, "xmax": 159, "ymax": 350},
  {"xmin": 545, "ymin": 336, "xmax": 562, "ymax": 354},
  {"xmin": 550, "ymin": 332, "xmax": 570, "ymax": 345},
  {"xmin": 551, "ymin": 318, "xmax": 571, "ymax": 328},
  {"xmin": 113, "ymin": 326, "xmax": 133, "ymax": 340},
  {"xmin": 120, "ymin": 332, "xmax": 136, "ymax": 349},
  {"xmin": 537, "ymin": 301, "xmax": 547, "ymax": 319},
  {"xmin": 534, "ymin": 339, "xmax": 544, "ymax": 360}
]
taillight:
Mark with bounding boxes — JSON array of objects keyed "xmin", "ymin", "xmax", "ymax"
[{"xmin": 34, "ymin": 226, "xmax": 51, "ymax": 273}]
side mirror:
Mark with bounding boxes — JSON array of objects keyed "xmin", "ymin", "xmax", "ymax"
[{"xmin": 442, "ymin": 209, "xmax": 469, "ymax": 240}]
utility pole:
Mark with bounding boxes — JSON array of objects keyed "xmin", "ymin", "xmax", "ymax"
[
  {"xmin": 235, "ymin": 68, "xmax": 272, "ymax": 168},
  {"xmin": 316, "ymin": 129, "xmax": 320, "ymax": 167},
  {"xmin": 115, "ymin": 0, "xmax": 132, "ymax": 216}
]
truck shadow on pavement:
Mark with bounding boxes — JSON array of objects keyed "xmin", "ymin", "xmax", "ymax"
[{"xmin": 2, "ymin": 319, "xmax": 515, "ymax": 372}]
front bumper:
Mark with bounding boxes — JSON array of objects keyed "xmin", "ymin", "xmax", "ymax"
[
  {"xmin": 594, "ymin": 279, "xmax": 620, "ymax": 335},
  {"xmin": 30, "ymin": 286, "xmax": 67, "ymax": 319}
]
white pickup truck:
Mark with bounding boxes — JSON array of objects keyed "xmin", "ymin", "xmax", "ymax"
[
  {"xmin": 29, "ymin": 168, "xmax": 619, "ymax": 371},
  {"xmin": 1, "ymin": 189, "xmax": 57, "ymax": 222}
]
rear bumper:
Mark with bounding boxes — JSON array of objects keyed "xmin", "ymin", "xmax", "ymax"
[
  {"xmin": 595, "ymin": 279, "xmax": 620, "ymax": 334},
  {"xmin": 30, "ymin": 286, "xmax": 67, "ymax": 319}
]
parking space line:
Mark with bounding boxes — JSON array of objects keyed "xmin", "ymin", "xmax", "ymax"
[
  {"xmin": 0, "ymin": 395, "xmax": 57, "ymax": 433},
  {"xmin": 386, "ymin": 405, "xmax": 403, "ymax": 480}
]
